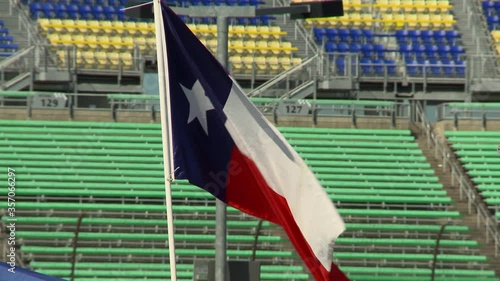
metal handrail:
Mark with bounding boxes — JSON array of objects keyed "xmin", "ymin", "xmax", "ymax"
[
  {"xmin": 0, "ymin": 46, "xmax": 35, "ymax": 68},
  {"xmin": 247, "ymin": 54, "xmax": 318, "ymax": 97},
  {"xmin": 415, "ymin": 102, "xmax": 499, "ymax": 257}
]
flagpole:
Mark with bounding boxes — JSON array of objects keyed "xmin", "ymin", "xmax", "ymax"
[
  {"xmin": 215, "ymin": 15, "xmax": 229, "ymax": 281},
  {"xmin": 153, "ymin": 0, "xmax": 178, "ymax": 280}
]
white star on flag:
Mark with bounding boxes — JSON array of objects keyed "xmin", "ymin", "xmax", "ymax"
[{"xmin": 180, "ymin": 80, "xmax": 214, "ymax": 135}]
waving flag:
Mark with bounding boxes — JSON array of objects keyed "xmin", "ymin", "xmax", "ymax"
[{"xmin": 158, "ymin": 3, "xmax": 347, "ymax": 280}]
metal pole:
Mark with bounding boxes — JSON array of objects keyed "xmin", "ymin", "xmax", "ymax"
[
  {"xmin": 215, "ymin": 15, "xmax": 228, "ymax": 281},
  {"xmin": 430, "ymin": 224, "xmax": 447, "ymax": 281}
]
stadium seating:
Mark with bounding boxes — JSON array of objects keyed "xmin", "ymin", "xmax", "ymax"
[
  {"xmin": 482, "ymin": 1, "xmax": 500, "ymax": 55},
  {"xmin": 0, "ymin": 19, "xmax": 19, "ymax": 57},
  {"xmin": 445, "ymin": 130, "xmax": 500, "ymax": 219},
  {"xmin": 29, "ymin": 0, "xmax": 300, "ymax": 74},
  {"xmin": 307, "ymin": 0, "xmax": 466, "ymax": 78},
  {"xmin": 0, "ymin": 118, "xmax": 497, "ymax": 281}
]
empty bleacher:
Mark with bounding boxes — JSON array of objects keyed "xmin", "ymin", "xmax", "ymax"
[
  {"xmin": 445, "ymin": 130, "xmax": 500, "ymax": 223},
  {"xmin": 0, "ymin": 19, "xmax": 19, "ymax": 58},
  {"xmin": 482, "ymin": 0, "xmax": 500, "ymax": 55},
  {"xmin": 307, "ymin": 0, "xmax": 466, "ymax": 78},
  {"xmin": 0, "ymin": 119, "xmax": 497, "ymax": 281}
]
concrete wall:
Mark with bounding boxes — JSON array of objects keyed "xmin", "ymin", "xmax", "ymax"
[
  {"xmin": 0, "ymin": 107, "xmax": 410, "ymax": 129},
  {"xmin": 435, "ymin": 119, "xmax": 500, "ymax": 132}
]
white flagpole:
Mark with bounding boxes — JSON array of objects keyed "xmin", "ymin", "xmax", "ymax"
[{"xmin": 153, "ymin": 0, "xmax": 178, "ymax": 280}]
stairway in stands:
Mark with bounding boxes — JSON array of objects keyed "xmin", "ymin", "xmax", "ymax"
[{"xmin": 413, "ymin": 127, "xmax": 500, "ymax": 279}]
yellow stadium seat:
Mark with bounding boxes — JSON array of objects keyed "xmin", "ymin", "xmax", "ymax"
[
  {"xmin": 266, "ymin": 56, "xmax": 280, "ymax": 73},
  {"xmin": 242, "ymin": 56, "xmax": 254, "ymax": 73},
  {"xmin": 61, "ymin": 19, "xmax": 76, "ymax": 34},
  {"xmin": 269, "ymin": 26, "xmax": 283, "ymax": 39},
  {"xmin": 86, "ymin": 35, "xmax": 98, "ymax": 49},
  {"xmin": 76, "ymin": 50, "xmax": 84, "ymax": 67},
  {"xmin": 82, "ymin": 51, "xmax": 95, "ymax": 67},
  {"xmin": 230, "ymin": 40, "xmax": 244, "ymax": 55},
  {"xmin": 87, "ymin": 20, "xmax": 101, "ymax": 34},
  {"xmin": 281, "ymin": 57, "xmax": 291, "ymax": 70},
  {"xmin": 254, "ymin": 56, "xmax": 267, "ymax": 74},
  {"xmin": 38, "ymin": 18, "xmax": 50, "ymax": 34},
  {"xmin": 47, "ymin": 34, "xmax": 59, "ymax": 44},
  {"xmin": 49, "ymin": 19, "xmax": 63, "ymax": 33},
  {"xmin": 231, "ymin": 25, "xmax": 245, "ymax": 39},
  {"xmin": 146, "ymin": 37, "xmax": 156, "ymax": 50},
  {"xmin": 229, "ymin": 56, "xmax": 243, "ymax": 73},
  {"xmin": 97, "ymin": 35, "xmax": 111, "ymax": 49},
  {"xmin": 281, "ymin": 41, "xmax": 293, "ymax": 55},
  {"xmin": 292, "ymin": 57, "xmax": 302, "ymax": 66},
  {"xmin": 125, "ymin": 22, "xmax": 138, "ymax": 36},
  {"xmin": 492, "ymin": 30, "xmax": 500, "ymax": 40},
  {"xmin": 245, "ymin": 25, "xmax": 258, "ymax": 39},
  {"xmin": 120, "ymin": 53, "xmax": 133, "ymax": 70},
  {"xmin": 95, "ymin": 51, "xmax": 108, "ymax": 68},
  {"xmin": 113, "ymin": 21, "xmax": 125, "ymax": 35},
  {"xmin": 417, "ymin": 14, "xmax": 430, "ymax": 28},
  {"xmin": 74, "ymin": 20, "xmax": 88, "ymax": 34},
  {"xmin": 136, "ymin": 22, "xmax": 150, "ymax": 36},
  {"xmin": 269, "ymin": 41, "xmax": 281, "ymax": 55},
  {"xmin": 257, "ymin": 26, "xmax": 270, "ymax": 39},
  {"xmin": 244, "ymin": 41, "xmax": 256, "ymax": 54},
  {"xmin": 108, "ymin": 52, "xmax": 120, "ymax": 69},
  {"xmin": 58, "ymin": 34, "xmax": 72, "ymax": 44},
  {"xmin": 407, "ymin": 14, "xmax": 418, "ymax": 28},
  {"xmin": 256, "ymin": 41, "xmax": 269, "ymax": 55},
  {"xmin": 73, "ymin": 34, "xmax": 86, "ymax": 49},
  {"xmin": 135, "ymin": 37, "xmax": 147, "ymax": 52},
  {"xmin": 196, "ymin": 24, "xmax": 210, "ymax": 37},
  {"xmin": 100, "ymin": 21, "xmax": 113, "ymax": 35}
]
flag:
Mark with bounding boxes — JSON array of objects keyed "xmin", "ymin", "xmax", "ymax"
[{"xmin": 159, "ymin": 3, "xmax": 348, "ymax": 280}]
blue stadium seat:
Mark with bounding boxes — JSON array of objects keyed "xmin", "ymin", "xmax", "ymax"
[
  {"xmin": 359, "ymin": 58, "xmax": 372, "ymax": 74},
  {"xmin": 76, "ymin": 4, "xmax": 89, "ymax": 18},
  {"xmin": 425, "ymin": 45, "xmax": 438, "ymax": 59},
  {"xmin": 313, "ymin": 28, "xmax": 325, "ymax": 43},
  {"xmin": 372, "ymin": 59, "xmax": 384, "ymax": 76},
  {"xmin": 326, "ymin": 28, "xmax": 337, "ymax": 41},
  {"xmin": 373, "ymin": 44, "xmax": 385, "ymax": 59},
  {"xmin": 385, "ymin": 59, "xmax": 397, "ymax": 76},
  {"xmin": 361, "ymin": 44, "xmax": 373, "ymax": 58},
  {"xmin": 349, "ymin": 43, "xmax": 361, "ymax": 53},
  {"xmin": 455, "ymin": 60, "xmax": 466, "ymax": 77},
  {"xmin": 325, "ymin": 42, "xmax": 336, "ymax": 52}
]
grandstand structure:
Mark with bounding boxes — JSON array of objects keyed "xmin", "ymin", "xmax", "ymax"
[{"xmin": 1, "ymin": 0, "xmax": 500, "ymax": 280}]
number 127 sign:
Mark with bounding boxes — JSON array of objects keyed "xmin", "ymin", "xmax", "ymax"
[{"xmin": 278, "ymin": 100, "xmax": 311, "ymax": 116}]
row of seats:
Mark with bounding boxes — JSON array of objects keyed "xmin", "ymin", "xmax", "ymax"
[
  {"xmin": 305, "ymin": 13, "xmax": 456, "ymax": 30},
  {"xmin": 446, "ymin": 130, "xmax": 500, "ymax": 217},
  {"xmin": 314, "ymin": 28, "xmax": 461, "ymax": 46},
  {"xmin": 164, "ymin": 0, "xmax": 265, "ymax": 6},
  {"xmin": 46, "ymin": 33, "xmax": 295, "ymax": 56},
  {"xmin": 0, "ymin": 119, "xmax": 494, "ymax": 281},
  {"xmin": 38, "ymin": 19, "xmax": 285, "ymax": 39},
  {"xmin": 25, "ymin": 0, "xmax": 126, "ymax": 6},
  {"xmin": 229, "ymin": 56, "xmax": 302, "ymax": 75},
  {"xmin": 29, "ymin": 3, "xmax": 126, "ymax": 20},
  {"xmin": 331, "ymin": 57, "xmax": 465, "ymax": 77},
  {"xmin": 0, "ymin": 19, "xmax": 16, "ymax": 57},
  {"xmin": 56, "ymin": 50, "xmax": 134, "ymax": 70}
]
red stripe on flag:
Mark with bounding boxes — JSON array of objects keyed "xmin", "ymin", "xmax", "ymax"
[{"xmin": 225, "ymin": 146, "xmax": 349, "ymax": 281}]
